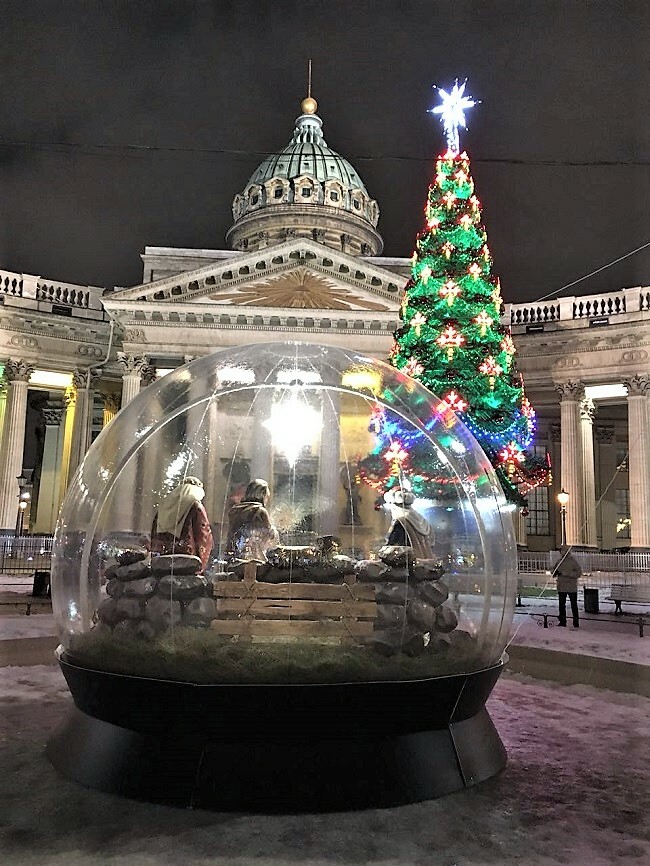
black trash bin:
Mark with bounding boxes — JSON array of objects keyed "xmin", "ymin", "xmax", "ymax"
[
  {"xmin": 583, "ymin": 587, "xmax": 599, "ymax": 614},
  {"xmin": 32, "ymin": 570, "xmax": 51, "ymax": 598}
]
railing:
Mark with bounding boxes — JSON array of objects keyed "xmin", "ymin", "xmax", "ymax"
[
  {"xmin": 503, "ymin": 286, "xmax": 648, "ymax": 327},
  {"xmin": 0, "ymin": 536, "xmax": 53, "ymax": 575},
  {"xmin": 518, "ymin": 551, "xmax": 650, "ymax": 580},
  {"xmin": 0, "ymin": 267, "xmax": 105, "ymax": 316},
  {"xmin": 0, "ymin": 269, "xmax": 23, "ymax": 297}
]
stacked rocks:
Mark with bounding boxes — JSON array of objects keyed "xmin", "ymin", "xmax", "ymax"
[
  {"xmin": 355, "ymin": 545, "xmax": 459, "ymax": 657},
  {"xmin": 96, "ymin": 550, "xmax": 218, "ymax": 638}
]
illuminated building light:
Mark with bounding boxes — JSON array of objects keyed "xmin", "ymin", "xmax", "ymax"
[
  {"xmin": 264, "ymin": 391, "xmax": 322, "ymax": 467},
  {"xmin": 216, "ymin": 365, "xmax": 256, "ymax": 385},
  {"xmin": 341, "ymin": 368, "xmax": 382, "ymax": 395},
  {"xmin": 468, "ymin": 263, "xmax": 482, "ymax": 279},
  {"xmin": 29, "ymin": 370, "xmax": 74, "ymax": 389},
  {"xmin": 276, "ymin": 369, "xmax": 322, "ymax": 385}
]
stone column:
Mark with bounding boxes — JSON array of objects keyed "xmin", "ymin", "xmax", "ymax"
[
  {"xmin": 117, "ymin": 353, "xmax": 151, "ymax": 407},
  {"xmin": 624, "ymin": 375, "xmax": 650, "ymax": 549},
  {"xmin": 0, "ymin": 379, "xmax": 7, "ymax": 447},
  {"xmin": 595, "ymin": 426, "xmax": 617, "ymax": 550},
  {"xmin": 0, "ymin": 360, "xmax": 35, "ymax": 531},
  {"xmin": 316, "ymin": 391, "xmax": 341, "ymax": 537},
  {"xmin": 514, "ymin": 508, "xmax": 528, "ymax": 549},
  {"xmin": 580, "ymin": 396, "xmax": 598, "ymax": 548},
  {"xmin": 57, "ymin": 387, "xmax": 76, "ymax": 506},
  {"xmin": 101, "ymin": 392, "xmax": 121, "ymax": 428},
  {"xmin": 251, "ymin": 389, "xmax": 274, "ymax": 484},
  {"xmin": 556, "ymin": 381, "xmax": 585, "ymax": 547},
  {"xmin": 33, "ymin": 405, "xmax": 65, "ymax": 533},
  {"xmin": 68, "ymin": 368, "xmax": 99, "ymax": 480}
]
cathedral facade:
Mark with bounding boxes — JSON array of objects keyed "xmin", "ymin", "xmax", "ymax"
[{"xmin": 1, "ymin": 97, "xmax": 648, "ymax": 550}]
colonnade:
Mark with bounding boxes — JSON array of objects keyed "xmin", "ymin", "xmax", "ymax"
[
  {"xmin": 1, "ymin": 355, "xmax": 648, "ymax": 549},
  {"xmin": 556, "ymin": 377, "xmax": 650, "ymax": 550},
  {"xmin": 0, "ymin": 354, "xmax": 156, "ymax": 533}
]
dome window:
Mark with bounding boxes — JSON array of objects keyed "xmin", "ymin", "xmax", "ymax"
[
  {"xmin": 353, "ymin": 199, "xmax": 361, "ymax": 210},
  {"xmin": 330, "ymin": 191, "xmax": 339, "ymax": 202},
  {"xmin": 274, "ymin": 188, "xmax": 283, "ymax": 199},
  {"xmin": 301, "ymin": 187, "xmax": 312, "ymax": 197},
  {"xmin": 251, "ymin": 194, "xmax": 259, "ymax": 205}
]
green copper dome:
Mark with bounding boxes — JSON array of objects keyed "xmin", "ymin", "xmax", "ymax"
[
  {"xmin": 227, "ymin": 97, "xmax": 382, "ymax": 256},
  {"xmin": 247, "ymin": 112, "xmax": 370, "ymax": 193}
]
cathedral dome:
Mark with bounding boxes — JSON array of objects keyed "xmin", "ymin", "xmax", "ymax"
[{"xmin": 226, "ymin": 97, "xmax": 383, "ymax": 256}]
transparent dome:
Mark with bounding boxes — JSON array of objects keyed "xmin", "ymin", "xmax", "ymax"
[{"xmin": 52, "ymin": 342, "xmax": 517, "ymax": 685}]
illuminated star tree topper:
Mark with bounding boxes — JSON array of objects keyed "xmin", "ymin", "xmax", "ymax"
[{"xmin": 429, "ymin": 79, "xmax": 479, "ymax": 154}]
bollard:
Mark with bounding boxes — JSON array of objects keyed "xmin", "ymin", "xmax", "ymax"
[{"xmin": 639, "ymin": 615, "xmax": 645, "ymax": 638}]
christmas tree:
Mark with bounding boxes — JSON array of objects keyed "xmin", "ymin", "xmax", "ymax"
[{"xmin": 387, "ymin": 81, "xmax": 548, "ymax": 506}]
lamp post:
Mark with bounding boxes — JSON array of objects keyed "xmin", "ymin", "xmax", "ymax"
[
  {"xmin": 557, "ymin": 488, "xmax": 569, "ymax": 547},
  {"xmin": 15, "ymin": 473, "xmax": 30, "ymax": 537}
]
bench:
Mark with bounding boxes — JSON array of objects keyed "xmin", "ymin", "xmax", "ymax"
[
  {"xmin": 212, "ymin": 561, "xmax": 376, "ymax": 644},
  {"xmin": 608, "ymin": 584, "xmax": 650, "ymax": 614}
]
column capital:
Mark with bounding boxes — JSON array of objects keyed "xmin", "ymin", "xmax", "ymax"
[
  {"xmin": 624, "ymin": 375, "xmax": 650, "ymax": 396},
  {"xmin": 72, "ymin": 367, "xmax": 100, "ymax": 390},
  {"xmin": 117, "ymin": 352, "xmax": 150, "ymax": 377},
  {"xmin": 100, "ymin": 392, "xmax": 121, "ymax": 413},
  {"xmin": 555, "ymin": 380, "xmax": 584, "ymax": 401},
  {"xmin": 579, "ymin": 396, "xmax": 596, "ymax": 423},
  {"xmin": 4, "ymin": 359, "xmax": 35, "ymax": 383},
  {"xmin": 62, "ymin": 385, "xmax": 76, "ymax": 409},
  {"xmin": 595, "ymin": 426, "xmax": 615, "ymax": 444},
  {"xmin": 42, "ymin": 406, "xmax": 64, "ymax": 426},
  {"xmin": 140, "ymin": 364, "xmax": 157, "ymax": 386}
]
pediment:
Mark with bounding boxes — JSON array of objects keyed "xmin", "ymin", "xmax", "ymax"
[
  {"xmin": 193, "ymin": 266, "xmax": 391, "ymax": 311},
  {"xmin": 107, "ymin": 239, "xmax": 404, "ymax": 313}
]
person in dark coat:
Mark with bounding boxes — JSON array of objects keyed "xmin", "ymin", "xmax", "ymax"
[
  {"xmin": 226, "ymin": 478, "xmax": 279, "ymax": 562},
  {"xmin": 151, "ymin": 476, "xmax": 213, "ymax": 572},
  {"xmin": 553, "ymin": 545, "xmax": 581, "ymax": 627}
]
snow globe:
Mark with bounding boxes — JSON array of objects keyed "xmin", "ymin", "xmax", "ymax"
[{"xmin": 48, "ymin": 342, "xmax": 517, "ymax": 810}]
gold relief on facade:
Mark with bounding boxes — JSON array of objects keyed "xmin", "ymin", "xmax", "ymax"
[{"xmin": 205, "ymin": 268, "xmax": 390, "ymax": 311}]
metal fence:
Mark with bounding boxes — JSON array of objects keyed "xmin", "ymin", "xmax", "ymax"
[
  {"xmin": 518, "ymin": 550, "xmax": 650, "ymax": 576},
  {"xmin": 0, "ymin": 536, "xmax": 53, "ymax": 575}
]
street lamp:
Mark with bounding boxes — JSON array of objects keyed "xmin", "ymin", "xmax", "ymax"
[
  {"xmin": 557, "ymin": 488, "xmax": 569, "ymax": 547},
  {"xmin": 15, "ymin": 473, "xmax": 30, "ymax": 537}
]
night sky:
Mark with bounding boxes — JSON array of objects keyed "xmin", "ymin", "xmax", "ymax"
[{"xmin": 1, "ymin": 0, "xmax": 648, "ymax": 303}]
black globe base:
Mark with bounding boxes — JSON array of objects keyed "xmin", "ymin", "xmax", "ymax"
[{"xmin": 47, "ymin": 654, "xmax": 507, "ymax": 812}]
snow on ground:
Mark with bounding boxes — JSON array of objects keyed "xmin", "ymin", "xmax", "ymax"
[
  {"xmin": 0, "ymin": 664, "xmax": 648, "ymax": 866},
  {"xmin": 1, "ymin": 573, "xmax": 649, "ymax": 864}
]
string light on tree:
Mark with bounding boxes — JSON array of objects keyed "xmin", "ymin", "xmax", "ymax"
[
  {"xmin": 436, "ymin": 325, "xmax": 465, "ymax": 359},
  {"xmin": 474, "ymin": 310, "xmax": 494, "ymax": 335},
  {"xmin": 440, "ymin": 280, "xmax": 461, "ymax": 306},
  {"xmin": 410, "ymin": 311, "xmax": 427, "ymax": 335},
  {"xmin": 390, "ymin": 77, "xmax": 551, "ymax": 506},
  {"xmin": 437, "ymin": 391, "xmax": 468, "ymax": 413}
]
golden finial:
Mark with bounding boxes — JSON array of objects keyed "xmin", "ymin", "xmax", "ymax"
[{"xmin": 301, "ymin": 59, "xmax": 317, "ymax": 114}]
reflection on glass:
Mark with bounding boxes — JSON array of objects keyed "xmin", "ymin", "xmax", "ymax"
[{"xmin": 51, "ymin": 343, "xmax": 517, "ymax": 685}]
